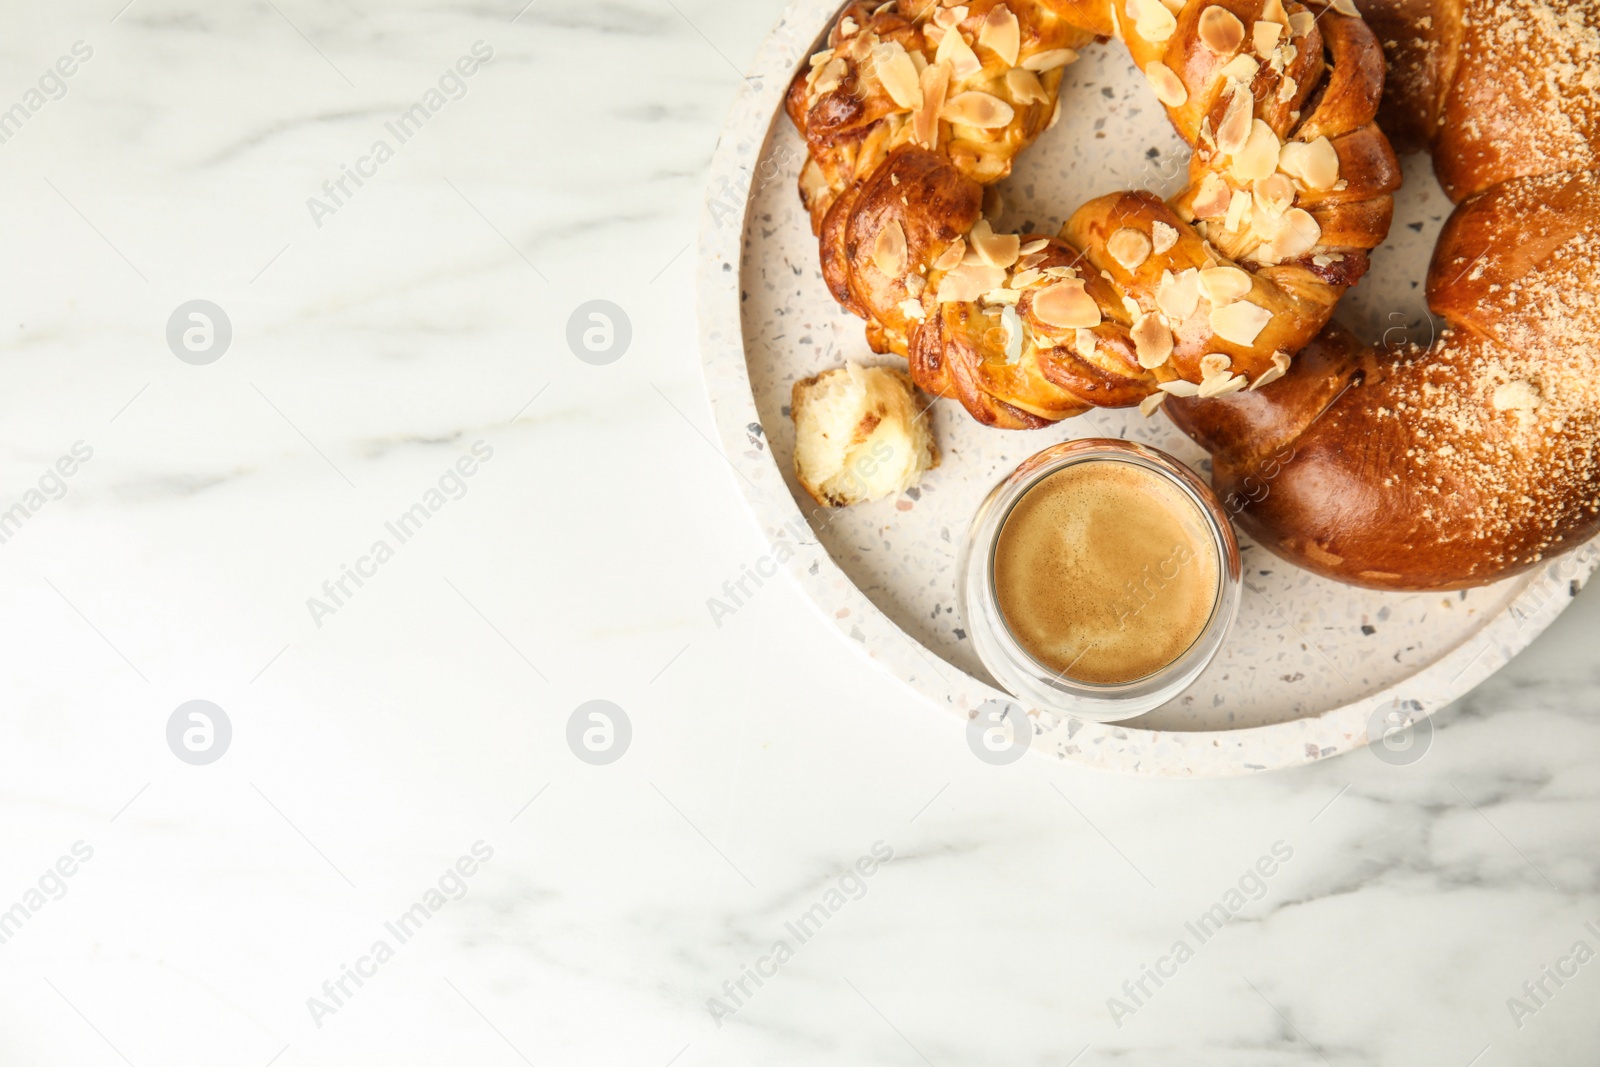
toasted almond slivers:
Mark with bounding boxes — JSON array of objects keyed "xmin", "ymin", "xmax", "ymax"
[
  {"xmin": 873, "ymin": 220, "xmax": 907, "ymax": 277},
  {"xmin": 1022, "ymin": 47, "xmax": 1079, "ymax": 72},
  {"xmin": 1151, "ymin": 221, "xmax": 1179, "ymax": 255},
  {"xmin": 1158, "ymin": 379, "xmax": 1201, "ymax": 396},
  {"xmin": 1032, "ymin": 280, "xmax": 1102, "ymax": 329},
  {"xmin": 984, "ymin": 287, "xmax": 1023, "ymax": 305},
  {"xmin": 969, "ymin": 219, "xmax": 1021, "ymax": 268},
  {"xmin": 913, "ymin": 60, "xmax": 953, "ymax": 149},
  {"xmin": 935, "ymin": 26, "xmax": 985, "ymax": 80},
  {"xmin": 1193, "ymin": 173, "xmax": 1233, "ymax": 219},
  {"xmin": 1199, "ymin": 5, "xmax": 1246, "ymax": 53},
  {"xmin": 1260, "ymin": 207, "xmax": 1321, "ymax": 260},
  {"xmin": 1225, "ymin": 188, "xmax": 1252, "ymax": 231},
  {"xmin": 1157, "ymin": 267, "xmax": 1201, "ymax": 321},
  {"xmin": 1140, "ymin": 391, "xmax": 1168, "ymax": 417},
  {"xmin": 1132, "ymin": 312, "xmax": 1174, "ymax": 368},
  {"xmin": 1019, "ymin": 238, "xmax": 1050, "ymax": 255},
  {"xmin": 1010, "ymin": 268, "xmax": 1044, "ymax": 289},
  {"xmin": 1279, "ymin": 136, "xmax": 1341, "ymax": 190},
  {"xmin": 1017, "ymin": 253, "xmax": 1048, "ymax": 271},
  {"xmin": 1198, "ymin": 371, "xmax": 1249, "ymax": 397},
  {"xmin": 1199, "ymin": 352, "xmax": 1233, "ymax": 378},
  {"xmin": 939, "ymin": 263, "xmax": 1008, "ymax": 303},
  {"xmin": 1288, "ymin": 9, "xmax": 1315, "ymax": 36},
  {"xmin": 1144, "ymin": 62, "xmax": 1188, "ymax": 107},
  {"xmin": 1074, "ymin": 327, "xmax": 1097, "ymax": 358},
  {"xmin": 978, "ymin": 5, "xmax": 1022, "ymax": 68},
  {"xmin": 942, "ymin": 91, "xmax": 1016, "ymax": 128},
  {"xmin": 1128, "ymin": 0, "xmax": 1178, "ymax": 42},
  {"xmin": 1199, "ymin": 265, "xmax": 1252, "ymax": 305},
  {"xmin": 932, "ymin": 237, "xmax": 967, "ymax": 272},
  {"xmin": 1253, "ymin": 173, "xmax": 1295, "ymax": 216},
  {"xmin": 1232, "ymin": 119, "xmax": 1281, "ymax": 182},
  {"xmin": 1250, "ymin": 350, "xmax": 1292, "ymax": 390},
  {"xmin": 1253, "ymin": 20, "xmax": 1283, "ymax": 55},
  {"xmin": 1210, "ymin": 300, "xmax": 1272, "ymax": 345},
  {"xmin": 1262, "ymin": 0, "xmax": 1288, "ymax": 23},
  {"xmin": 1108, "ymin": 227, "xmax": 1153, "ymax": 271},
  {"xmin": 1220, "ymin": 54, "xmax": 1260, "ymax": 83},
  {"xmin": 1005, "ymin": 67, "xmax": 1051, "ymax": 106},
  {"xmin": 1216, "ymin": 85, "xmax": 1254, "ymax": 156},
  {"xmin": 874, "ymin": 43, "xmax": 924, "ymax": 109}
]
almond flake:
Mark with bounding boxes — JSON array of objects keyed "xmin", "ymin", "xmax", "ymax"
[
  {"xmin": 1252, "ymin": 20, "xmax": 1283, "ymax": 55},
  {"xmin": 1209, "ymin": 300, "xmax": 1271, "ymax": 344},
  {"xmin": 932, "ymin": 5, "xmax": 969, "ymax": 30},
  {"xmin": 1005, "ymin": 67, "xmax": 1051, "ymax": 105},
  {"xmin": 984, "ymin": 287, "xmax": 1023, "ymax": 305},
  {"xmin": 1032, "ymin": 280, "xmax": 1102, "ymax": 329},
  {"xmin": 1020, "ymin": 238, "xmax": 1050, "ymax": 254},
  {"xmin": 1122, "ymin": 294, "xmax": 1143, "ymax": 320},
  {"xmin": 1010, "ymin": 268, "xmax": 1044, "ymax": 288},
  {"xmin": 1199, "ymin": 352, "xmax": 1233, "ymax": 378},
  {"xmin": 1017, "ymin": 252, "xmax": 1048, "ymax": 270},
  {"xmin": 1215, "ymin": 85, "xmax": 1253, "ymax": 156},
  {"xmin": 1151, "ymin": 221, "xmax": 1179, "ymax": 254},
  {"xmin": 940, "ymin": 263, "xmax": 1008, "ymax": 303},
  {"xmin": 1074, "ymin": 328, "xmax": 1098, "ymax": 358},
  {"xmin": 1021, "ymin": 48, "xmax": 1078, "ymax": 72},
  {"xmin": 933, "ymin": 238, "xmax": 967, "ymax": 272},
  {"xmin": 1158, "ymin": 379, "xmax": 1201, "ymax": 396},
  {"xmin": 935, "ymin": 27, "xmax": 984, "ymax": 80},
  {"xmin": 898, "ymin": 298, "xmax": 926, "ymax": 320},
  {"xmin": 1225, "ymin": 189, "xmax": 1252, "ymax": 231},
  {"xmin": 1144, "ymin": 62, "xmax": 1188, "ymax": 107},
  {"xmin": 977, "ymin": 5, "xmax": 1021, "ymax": 67},
  {"xmin": 1108, "ymin": 227, "xmax": 1153, "ymax": 271},
  {"xmin": 1257, "ymin": 206, "xmax": 1320, "ymax": 260},
  {"xmin": 1232, "ymin": 119, "xmax": 1281, "ymax": 182},
  {"xmin": 1132, "ymin": 312, "xmax": 1174, "ymax": 368},
  {"xmin": 1288, "ymin": 9, "xmax": 1315, "ymax": 36},
  {"xmin": 874, "ymin": 43, "xmax": 924, "ymax": 109},
  {"xmin": 942, "ymin": 91, "xmax": 1015, "ymax": 128},
  {"xmin": 1128, "ymin": 0, "xmax": 1178, "ymax": 42},
  {"xmin": 1199, "ymin": 265, "xmax": 1251, "ymax": 305},
  {"xmin": 913, "ymin": 61, "xmax": 953, "ymax": 148},
  {"xmin": 1198, "ymin": 371, "xmax": 1248, "ymax": 397},
  {"xmin": 969, "ymin": 219, "xmax": 1021, "ymax": 267},
  {"xmin": 1278, "ymin": 136, "xmax": 1340, "ymax": 189},
  {"xmin": 1277, "ymin": 75, "xmax": 1298, "ymax": 103},
  {"xmin": 1220, "ymin": 54, "xmax": 1260, "ymax": 83},
  {"xmin": 1193, "ymin": 173, "xmax": 1233, "ymax": 218},
  {"xmin": 1253, "ymin": 173, "xmax": 1295, "ymax": 217},
  {"xmin": 1140, "ymin": 391, "xmax": 1168, "ymax": 417},
  {"xmin": 906, "ymin": 273, "xmax": 927, "ymax": 296},
  {"xmin": 1157, "ymin": 268, "xmax": 1201, "ymax": 320},
  {"xmin": 1198, "ymin": 5, "xmax": 1245, "ymax": 53},
  {"xmin": 873, "ymin": 220, "xmax": 908, "ymax": 277},
  {"xmin": 1330, "ymin": 0, "xmax": 1361, "ymax": 17},
  {"xmin": 840, "ymin": 17, "xmax": 859, "ymax": 37},
  {"xmin": 1250, "ymin": 350, "xmax": 1292, "ymax": 390},
  {"xmin": 1261, "ymin": 0, "xmax": 1288, "ymax": 23}
]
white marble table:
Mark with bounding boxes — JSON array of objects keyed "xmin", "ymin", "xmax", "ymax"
[{"xmin": 1, "ymin": 1, "xmax": 1596, "ymax": 1064}]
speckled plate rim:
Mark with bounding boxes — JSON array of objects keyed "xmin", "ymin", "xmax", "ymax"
[{"xmin": 694, "ymin": 0, "xmax": 1599, "ymax": 777}]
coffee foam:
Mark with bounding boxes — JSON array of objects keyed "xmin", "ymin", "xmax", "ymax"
[{"xmin": 991, "ymin": 461, "xmax": 1219, "ymax": 685}]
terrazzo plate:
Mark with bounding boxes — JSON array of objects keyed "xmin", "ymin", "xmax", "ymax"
[{"xmin": 696, "ymin": 0, "xmax": 1598, "ymax": 776}]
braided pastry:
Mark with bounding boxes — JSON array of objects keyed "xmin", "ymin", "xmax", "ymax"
[
  {"xmin": 790, "ymin": 0, "xmax": 1600, "ymax": 590},
  {"xmin": 1164, "ymin": 0, "xmax": 1600, "ymax": 589},
  {"xmin": 788, "ymin": 0, "xmax": 1399, "ymax": 428}
]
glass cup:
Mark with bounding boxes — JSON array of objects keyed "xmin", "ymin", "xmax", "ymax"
[{"xmin": 956, "ymin": 439, "xmax": 1242, "ymax": 722}]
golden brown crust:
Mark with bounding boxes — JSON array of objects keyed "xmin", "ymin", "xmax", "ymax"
[{"xmin": 790, "ymin": 0, "xmax": 1399, "ymax": 424}]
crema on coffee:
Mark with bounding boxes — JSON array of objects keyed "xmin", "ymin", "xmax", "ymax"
[{"xmin": 991, "ymin": 460, "xmax": 1220, "ymax": 685}]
